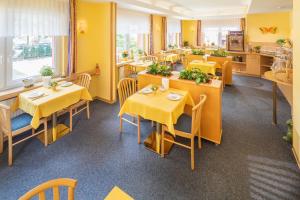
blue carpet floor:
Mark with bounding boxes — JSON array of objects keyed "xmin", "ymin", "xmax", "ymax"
[{"xmin": 0, "ymin": 75, "xmax": 299, "ymax": 200}]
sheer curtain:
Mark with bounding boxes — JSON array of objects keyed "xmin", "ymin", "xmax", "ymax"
[
  {"xmin": 167, "ymin": 18, "xmax": 180, "ymax": 47},
  {"xmin": 0, "ymin": 0, "xmax": 69, "ymax": 37},
  {"xmin": 202, "ymin": 18, "xmax": 240, "ymax": 47},
  {"xmin": 117, "ymin": 8, "xmax": 150, "ymax": 35}
]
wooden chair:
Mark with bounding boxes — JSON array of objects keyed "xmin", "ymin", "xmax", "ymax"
[
  {"xmin": 118, "ymin": 78, "xmax": 141, "ymax": 144},
  {"xmin": 19, "ymin": 178, "xmax": 77, "ymax": 200},
  {"xmin": 0, "ymin": 103, "xmax": 47, "ymax": 166},
  {"xmin": 142, "ymin": 55, "xmax": 158, "ymax": 63},
  {"xmin": 69, "ymin": 73, "xmax": 92, "ymax": 132},
  {"xmin": 161, "ymin": 95, "xmax": 207, "ymax": 170}
]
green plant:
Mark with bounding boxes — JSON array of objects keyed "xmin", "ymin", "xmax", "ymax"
[
  {"xmin": 179, "ymin": 68, "xmax": 210, "ymax": 84},
  {"xmin": 168, "ymin": 44, "xmax": 174, "ymax": 49},
  {"xmin": 192, "ymin": 49, "xmax": 205, "ymax": 56},
  {"xmin": 40, "ymin": 66, "xmax": 54, "ymax": 77},
  {"xmin": 210, "ymin": 49, "xmax": 228, "ymax": 57},
  {"xmin": 138, "ymin": 49, "xmax": 143, "ymax": 55},
  {"xmin": 147, "ymin": 63, "xmax": 171, "ymax": 77},
  {"xmin": 183, "ymin": 41, "xmax": 189, "ymax": 47},
  {"xmin": 283, "ymin": 119, "xmax": 293, "ymax": 143},
  {"xmin": 276, "ymin": 39, "xmax": 286, "ymax": 47},
  {"xmin": 253, "ymin": 46, "xmax": 261, "ymax": 53},
  {"xmin": 49, "ymin": 80, "xmax": 58, "ymax": 87},
  {"xmin": 121, "ymin": 50, "xmax": 129, "ymax": 58}
]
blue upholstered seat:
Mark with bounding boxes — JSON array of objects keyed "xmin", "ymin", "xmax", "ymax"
[
  {"xmin": 174, "ymin": 114, "xmax": 192, "ymax": 133},
  {"xmin": 11, "ymin": 113, "xmax": 33, "ymax": 131}
]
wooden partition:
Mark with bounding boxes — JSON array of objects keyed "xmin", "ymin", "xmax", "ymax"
[
  {"xmin": 138, "ymin": 73, "xmax": 223, "ymax": 144},
  {"xmin": 207, "ymin": 56, "xmax": 233, "ymax": 85}
]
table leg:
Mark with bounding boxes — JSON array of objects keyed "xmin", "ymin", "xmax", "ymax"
[
  {"xmin": 272, "ymin": 81, "xmax": 277, "ymax": 125},
  {"xmin": 52, "ymin": 113, "xmax": 57, "ymax": 142},
  {"xmin": 144, "ymin": 122, "xmax": 174, "ymax": 155}
]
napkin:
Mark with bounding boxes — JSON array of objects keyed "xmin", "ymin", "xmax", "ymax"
[{"xmin": 162, "ymin": 78, "xmax": 169, "ymax": 90}]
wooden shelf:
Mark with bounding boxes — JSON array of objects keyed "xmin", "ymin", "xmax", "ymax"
[
  {"xmin": 261, "ymin": 65, "xmax": 272, "ymax": 68},
  {"xmin": 232, "ymin": 61, "xmax": 246, "ymax": 64}
]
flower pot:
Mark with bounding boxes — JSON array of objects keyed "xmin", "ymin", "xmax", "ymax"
[{"xmin": 42, "ymin": 76, "xmax": 52, "ymax": 87}]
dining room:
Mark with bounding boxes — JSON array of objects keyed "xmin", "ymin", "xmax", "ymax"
[{"xmin": 0, "ymin": 0, "xmax": 300, "ymax": 199}]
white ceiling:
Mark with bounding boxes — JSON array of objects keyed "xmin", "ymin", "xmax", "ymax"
[{"xmin": 87, "ymin": 0, "xmax": 293, "ymax": 19}]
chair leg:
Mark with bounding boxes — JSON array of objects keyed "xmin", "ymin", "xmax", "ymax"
[
  {"xmin": 69, "ymin": 109, "xmax": 73, "ymax": 132},
  {"xmin": 87, "ymin": 102, "xmax": 90, "ymax": 119},
  {"xmin": 191, "ymin": 139, "xmax": 195, "ymax": 170},
  {"xmin": 0, "ymin": 131, "xmax": 3, "ymax": 154},
  {"xmin": 32, "ymin": 129, "xmax": 35, "ymax": 135},
  {"xmin": 8, "ymin": 135, "xmax": 13, "ymax": 166},
  {"xmin": 161, "ymin": 128, "xmax": 165, "ymax": 158},
  {"xmin": 137, "ymin": 116, "xmax": 141, "ymax": 144},
  {"xmin": 119, "ymin": 116, "xmax": 123, "ymax": 133},
  {"xmin": 44, "ymin": 122, "xmax": 48, "ymax": 147},
  {"xmin": 198, "ymin": 131, "xmax": 202, "ymax": 149}
]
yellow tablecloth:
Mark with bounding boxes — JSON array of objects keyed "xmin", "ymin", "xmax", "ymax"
[
  {"xmin": 129, "ymin": 61, "xmax": 153, "ymax": 73},
  {"xmin": 119, "ymin": 87, "xmax": 194, "ymax": 135},
  {"xmin": 187, "ymin": 60, "xmax": 220, "ymax": 74},
  {"xmin": 15, "ymin": 84, "xmax": 92, "ymax": 129}
]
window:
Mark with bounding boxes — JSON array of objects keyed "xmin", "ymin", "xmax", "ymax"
[
  {"xmin": 202, "ymin": 19, "xmax": 240, "ymax": 48},
  {"xmin": 117, "ymin": 8, "xmax": 150, "ymax": 59},
  {"xmin": 0, "ymin": 0, "xmax": 69, "ymax": 91},
  {"xmin": 167, "ymin": 18, "xmax": 181, "ymax": 47}
]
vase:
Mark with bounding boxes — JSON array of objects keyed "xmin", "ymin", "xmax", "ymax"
[{"xmin": 42, "ymin": 76, "xmax": 52, "ymax": 87}]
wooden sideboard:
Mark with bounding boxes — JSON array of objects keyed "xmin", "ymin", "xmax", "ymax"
[{"xmin": 138, "ymin": 72, "xmax": 223, "ymax": 144}]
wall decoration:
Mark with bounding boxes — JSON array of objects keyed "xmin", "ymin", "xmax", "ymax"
[
  {"xmin": 259, "ymin": 27, "xmax": 278, "ymax": 34},
  {"xmin": 227, "ymin": 31, "xmax": 244, "ymax": 52}
]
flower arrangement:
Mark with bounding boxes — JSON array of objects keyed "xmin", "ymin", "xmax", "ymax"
[
  {"xmin": 122, "ymin": 50, "xmax": 129, "ymax": 59},
  {"xmin": 253, "ymin": 46, "xmax": 261, "ymax": 53},
  {"xmin": 179, "ymin": 68, "xmax": 210, "ymax": 84},
  {"xmin": 147, "ymin": 63, "xmax": 172, "ymax": 77}
]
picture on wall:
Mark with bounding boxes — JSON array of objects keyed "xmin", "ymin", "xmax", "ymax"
[{"xmin": 227, "ymin": 31, "xmax": 244, "ymax": 52}]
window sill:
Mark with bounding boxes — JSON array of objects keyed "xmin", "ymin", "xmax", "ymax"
[{"xmin": 0, "ymin": 77, "xmax": 68, "ymax": 101}]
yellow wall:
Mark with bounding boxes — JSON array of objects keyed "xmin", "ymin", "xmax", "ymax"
[
  {"xmin": 77, "ymin": 1, "xmax": 116, "ymax": 102},
  {"xmin": 181, "ymin": 20, "xmax": 198, "ymax": 47},
  {"xmin": 293, "ymin": 0, "xmax": 300, "ymax": 165},
  {"xmin": 152, "ymin": 15, "xmax": 163, "ymax": 53},
  {"xmin": 246, "ymin": 12, "xmax": 292, "ymax": 43}
]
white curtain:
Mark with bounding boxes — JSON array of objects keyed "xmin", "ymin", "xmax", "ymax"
[
  {"xmin": 167, "ymin": 18, "xmax": 180, "ymax": 34},
  {"xmin": 117, "ymin": 8, "xmax": 150, "ymax": 34},
  {"xmin": 0, "ymin": 0, "xmax": 69, "ymax": 37},
  {"xmin": 202, "ymin": 19, "xmax": 240, "ymax": 30}
]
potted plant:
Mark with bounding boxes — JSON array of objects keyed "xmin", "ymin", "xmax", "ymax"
[
  {"xmin": 276, "ymin": 39, "xmax": 286, "ymax": 47},
  {"xmin": 253, "ymin": 46, "xmax": 261, "ymax": 53},
  {"xmin": 147, "ymin": 63, "xmax": 171, "ymax": 77},
  {"xmin": 40, "ymin": 66, "xmax": 54, "ymax": 87},
  {"xmin": 183, "ymin": 41, "xmax": 189, "ymax": 47},
  {"xmin": 121, "ymin": 50, "xmax": 129, "ymax": 60},
  {"xmin": 192, "ymin": 49, "xmax": 205, "ymax": 56},
  {"xmin": 49, "ymin": 80, "xmax": 58, "ymax": 91}
]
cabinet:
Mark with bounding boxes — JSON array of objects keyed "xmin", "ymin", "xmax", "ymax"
[{"xmin": 246, "ymin": 54, "xmax": 260, "ymax": 76}]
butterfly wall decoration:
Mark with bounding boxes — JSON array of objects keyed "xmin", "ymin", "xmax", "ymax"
[{"xmin": 259, "ymin": 27, "xmax": 278, "ymax": 34}]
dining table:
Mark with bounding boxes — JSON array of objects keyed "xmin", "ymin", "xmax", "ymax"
[
  {"xmin": 13, "ymin": 82, "xmax": 92, "ymax": 144},
  {"xmin": 129, "ymin": 60, "xmax": 153, "ymax": 73},
  {"xmin": 187, "ymin": 60, "xmax": 221, "ymax": 74},
  {"xmin": 119, "ymin": 85, "xmax": 194, "ymax": 154}
]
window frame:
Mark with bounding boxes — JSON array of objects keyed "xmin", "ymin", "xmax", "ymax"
[{"xmin": 0, "ymin": 36, "xmax": 62, "ymax": 91}]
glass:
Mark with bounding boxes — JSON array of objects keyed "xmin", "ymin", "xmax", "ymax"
[{"xmin": 12, "ymin": 36, "xmax": 54, "ymax": 80}]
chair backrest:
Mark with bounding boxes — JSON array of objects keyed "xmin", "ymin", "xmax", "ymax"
[
  {"xmin": 77, "ymin": 73, "xmax": 91, "ymax": 89},
  {"xmin": 143, "ymin": 55, "xmax": 158, "ymax": 63},
  {"xmin": 19, "ymin": 178, "xmax": 77, "ymax": 200},
  {"xmin": 222, "ymin": 61, "xmax": 229, "ymax": 88},
  {"xmin": 191, "ymin": 95, "xmax": 207, "ymax": 136},
  {"xmin": 118, "ymin": 78, "xmax": 136, "ymax": 107},
  {"xmin": 0, "ymin": 103, "xmax": 11, "ymax": 133}
]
